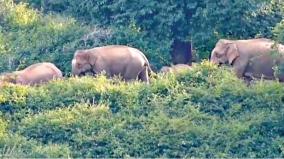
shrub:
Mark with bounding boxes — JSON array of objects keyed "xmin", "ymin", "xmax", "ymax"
[
  {"xmin": 0, "ymin": 0, "xmax": 94, "ymax": 73},
  {"xmin": 19, "ymin": 104, "xmax": 116, "ymax": 157},
  {"xmin": 1, "ymin": 1, "xmax": 284, "ymax": 157},
  {"xmin": 7, "ymin": 2, "xmax": 39, "ymax": 28},
  {"xmin": 0, "ymin": 133, "xmax": 71, "ymax": 158},
  {"xmin": 1, "ymin": 63, "xmax": 284, "ymax": 157},
  {"xmin": 0, "ymin": 118, "xmax": 7, "ymax": 139},
  {"xmin": 22, "ymin": 0, "xmax": 284, "ymax": 61},
  {"xmin": 274, "ymin": 19, "xmax": 284, "ymax": 43}
]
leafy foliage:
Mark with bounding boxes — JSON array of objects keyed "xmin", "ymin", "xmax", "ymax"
[
  {"xmin": 0, "ymin": 133, "xmax": 71, "ymax": 158},
  {"xmin": 0, "ymin": 0, "xmax": 283, "ymax": 70},
  {"xmin": 23, "ymin": 0, "xmax": 284, "ymax": 60},
  {"xmin": 1, "ymin": 0, "xmax": 284, "ymax": 158},
  {"xmin": 1, "ymin": 63, "xmax": 284, "ymax": 157},
  {"xmin": 0, "ymin": 0, "xmax": 95, "ymax": 73},
  {"xmin": 274, "ymin": 20, "xmax": 284, "ymax": 43}
]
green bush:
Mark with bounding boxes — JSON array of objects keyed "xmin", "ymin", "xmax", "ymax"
[
  {"xmin": 0, "ymin": 0, "xmax": 169, "ymax": 73},
  {"xmin": 0, "ymin": 0, "xmax": 96, "ymax": 74},
  {"xmin": 274, "ymin": 20, "xmax": 284, "ymax": 43},
  {"xmin": 0, "ymin": 63, "xmax": 284, "ymax": 157},
  {"xmin": 1, "ymin": 1, "xmax": 284, "ymax": 157},
  {"xmin": 4, "ymin": 0, "xmax": 283, "ymax": 71},
  {"xmin": 20, "ymin": 104, "xmax": 114, "ymax": 157},
  {"xmin": 0, "ymin": 119, "xmax": 70, "ymax": 158},
  {"xmin": 0, "ymin": 133, "xmax": 71, "ymax": 158},
  {"xmin": 22, "ymin": 0, "xmax": 284, "ymax": 61},
  {"xmin": 0, "ymin": 118, "xmax": 7, "ymax": 139}
]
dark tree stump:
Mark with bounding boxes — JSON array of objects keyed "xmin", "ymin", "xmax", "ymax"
[{"xmin": 171, "ymin": 39, "xmax": 192, "ymax": 65}]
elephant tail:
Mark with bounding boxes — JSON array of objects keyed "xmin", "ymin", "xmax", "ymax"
[
  {"xmin": 129, "ymin": 47, "xmax": 156, "ymax": 79},
  {"xmin": 145, "ymin": 62, "xmax": 152, "ymax": 75},
  {"xmin": 143, "ymin": 57, "xmax": 157, "ymax": 78},
  {"xmin": 136, "ymin": 51, "xmax": 153, "ymax": 77},
  {"xmin": 144, "ymin": 62, "xmax": 158, "ymax": 80}
]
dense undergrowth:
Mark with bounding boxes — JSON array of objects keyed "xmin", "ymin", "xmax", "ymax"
[
  {"xmin": 0, "ymin": 0, "xmax": 284, "ymax": 157},
  {"xmin": 0, "ymin": 62, "xmax": 284, "ymax": 158}
]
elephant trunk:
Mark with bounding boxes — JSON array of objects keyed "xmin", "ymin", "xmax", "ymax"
[
  {"xmin": 71, "ymin": 69, "xmax": 78, "ymax": 75},
  {"xmin": 210, "ymin": 58, "xmax": 218, "ymax": 65},
  {"xmin": 71, "ymin": 68, "xmax": 80, "ymax": 76},
  {"xmin": 210, "ymin": 53, "xmax": 219, "ymax": 65}
]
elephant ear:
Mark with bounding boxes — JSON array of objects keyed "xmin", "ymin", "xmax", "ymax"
[
  {"xmin": 87, "ymin": 50, "xmax": 97, "ymax": 66},
  {"xmin": 75, "ymin": 50, "xmax": 93, "ymax": 64},
  {"xmin": 227, "ymin": 43, "xmax": 240, "ymax": 65}
]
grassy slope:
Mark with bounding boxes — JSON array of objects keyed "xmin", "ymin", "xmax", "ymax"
[
  {"xmin": 0, "ymin": 62, "xmax": 284, "ymax": 157},
  {"xmin": 0, "ymin": 1, "xmax": 284, "ymax": 158}
]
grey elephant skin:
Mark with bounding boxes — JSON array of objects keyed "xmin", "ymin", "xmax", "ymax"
[
  {"xmin": 71, "ymin": 45, "xmax": 152, "ymax": 83},
  {"xmin": 210, "ymin": 38, "xmax": 284, "ymax": 81},
  {"xmin": 0, "ymin": 62, "xmax": 63, "ymax": 86}
]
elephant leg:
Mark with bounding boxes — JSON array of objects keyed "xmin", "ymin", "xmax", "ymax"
[
  {"xmin": 138, "ymin": 66, "xmax": 149, "ymax": 84},
  {"xmin": 232, "ymin": 56, "xmax": 249, "ymax": 79},
  {"xmin": 243, "ymin": 76, "xmax": 254, "ymax": 86},
  {"xmin": 123, "ymin": 68, "xmax": 139, "ymax": 82},
  {"xmin": 93, "ymin": 68, "xmax": 111, "ymax": 78}
]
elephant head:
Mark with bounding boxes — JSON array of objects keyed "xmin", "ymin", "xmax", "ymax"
[
  {"xmin": 0, "ymin": 72, "xmax": 18, "ymax": 84},
  {"xmin": 160, "ymin": 66, "xmax": 171, "ymax": 73},
  {"xmin": 210, "ymin": 39, "xmax": 240, "ymax": 66},
  {"xmin": 71, "ymin": 50, "xmax": 94, "ymax": 76}
]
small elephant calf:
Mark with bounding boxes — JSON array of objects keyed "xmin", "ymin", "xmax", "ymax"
[
  {"xmin": 160, "ymin": 64, "xmax": 192, "ymax": 74},
  {"xmin": 0, "ymin": 62, "xmax": 63, "ymax": 86}
]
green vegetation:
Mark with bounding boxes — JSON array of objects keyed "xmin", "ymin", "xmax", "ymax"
[
  {"xmin": 0, "ymin": 0, "xmax": 284, "ymax": 157},
  {"xmin": 1, "ymin": 62, "xmax": 284, "ymax": 157},
  {"xmin": 1, "ymin": 0, "xmax": 283, "ymax": 71},
  {"xmin": 24, "ymin": 0, "xmax": 284, "ymax": 59}
]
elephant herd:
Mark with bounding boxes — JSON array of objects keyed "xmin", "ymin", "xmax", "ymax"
[{"xmin": 1, "ymin": 38, "xmax": 284, "ymax": 86}]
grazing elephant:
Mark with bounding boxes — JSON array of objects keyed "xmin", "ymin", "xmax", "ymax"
[
  {"xmin": 210, "ymin": 38, "xmax": 284, "ymax": 81},
  {"xmin": 160, "ymin": 64, "xmax": 192, "ymax": 74},
  {"xmin": 71, "ymin": 45, "xmax": 152, "ymax": 83},
  {"xmin": 0, "ymin": 62, "xmax": 63, "ymax": 86}
]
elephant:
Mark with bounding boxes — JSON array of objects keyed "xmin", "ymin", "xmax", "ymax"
[
  {"xmin": 0, "ymin": 62, "xmax": 63, "ymax": 86},
  {"xmin": 210, "ymin": 38, "xmax": 284, "ymax": 81},
  {"xmin": 71, "ymin": 45, "xmax": 153, "ymax": 83},
  {"xmin": 160, "ymin": 64, "xmax": 192, "ymax": 74}
]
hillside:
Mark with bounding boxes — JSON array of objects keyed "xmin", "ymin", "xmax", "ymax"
[
  {"xmin": 0, "ymin": 0, "xmax": 284, "ymax": 158},
  {"xmin": 0, "ymin": 62, "xmax": 283, "ymax": 157}
]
